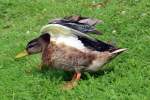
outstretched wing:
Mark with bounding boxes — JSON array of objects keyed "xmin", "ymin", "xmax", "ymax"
[
  {"xmin": 41, "ymin": 24, "xmax": 116, "ymax": 52},
  {"xmin": 58, "ymin": 22, "xmax": 102, "ymax": 34},
  {"xmin": 63, "ymin": 15, "xmax": 103, "ymax": 26},
  {"xmin": 40, "ymin": 24, "xmax": 97, "ymax": 41},
  {"xmin": 48, "ymin": 15, "xmax": 103, "ymax": 34}
]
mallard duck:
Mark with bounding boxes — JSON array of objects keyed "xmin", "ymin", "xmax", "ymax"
[{"xmin": 16, "ymin": 23, "xmax": 126, "ymax": 89}]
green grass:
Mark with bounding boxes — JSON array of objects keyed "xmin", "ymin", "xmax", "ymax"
[{"xmin": 0, "ymin": 0, "xmax": 150, "ymax": 99}]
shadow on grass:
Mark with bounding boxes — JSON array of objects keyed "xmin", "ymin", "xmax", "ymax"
[
  {"xmin": 28, "ymin": 67, "xmax": 114, "ymax": 81},
  {"xmin": 81, "ymin": 67, "xmax": 114, "ymax": 80}
]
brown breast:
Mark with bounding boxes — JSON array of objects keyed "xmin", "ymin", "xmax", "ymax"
[{"xmin": 42, "ymin": 42, "xmax": 96, "ymax": 71}]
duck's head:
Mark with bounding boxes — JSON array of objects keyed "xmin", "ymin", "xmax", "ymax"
[{"xmin": 15, "ymin": 33, "xmax": 50, "ymax": 59}]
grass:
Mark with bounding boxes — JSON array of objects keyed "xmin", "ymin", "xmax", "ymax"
[{"xmin": 0, "ymin": 0, "xmax": 150, "ymax": 99}]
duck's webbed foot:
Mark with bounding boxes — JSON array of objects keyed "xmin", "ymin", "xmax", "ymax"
[{"xmin": 62, "ymin": 72, "xmax": 81, "ymax": 90}]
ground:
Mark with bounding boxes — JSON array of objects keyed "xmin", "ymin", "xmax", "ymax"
[{"xmin": 0, "ymin": 0, "xmax": 150, "ymax": 100}]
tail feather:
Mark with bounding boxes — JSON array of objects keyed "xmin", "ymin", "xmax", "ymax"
[{"xmin": 111, "ymin": 48, "xmax": 127, "ymax": 54}]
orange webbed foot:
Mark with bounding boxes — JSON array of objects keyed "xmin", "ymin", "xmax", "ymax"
[{"xmin": 62, "ymin": 72, "xmax": 81, "ymax": 90}]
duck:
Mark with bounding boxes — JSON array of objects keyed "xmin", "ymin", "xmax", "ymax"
[{"xmin": 16, "ymin": 23, "xmax": 126, "ymax": 89}]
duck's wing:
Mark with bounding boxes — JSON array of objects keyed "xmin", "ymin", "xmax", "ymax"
[
  {"xmin": 48, "ymin": 15, "xmax": 103, "ymax": 34},
  {"xmin": 41, "ymin": 24, "xmax": 116, "ymax": 52},
  {"xmin": 49, "ymin": 15, "xmax": 103, "ymax": 26},
  {"xmin": 58, "ymin": 22, "xmax": 102, "ymax": 34},
  {"xmin": 77, "ymin": 36, "xmax": 117, "ymax": 52},
  {"xmin": 48, "ymin": 20, "xmax": 102, "ymax": 34},
  {"xmin": 40, "ymin": 24, "xmax": 96, "ymax": 41},
  {"xmin": 64, "ymin": 15, "xmax": 103, "ymax": 26}
]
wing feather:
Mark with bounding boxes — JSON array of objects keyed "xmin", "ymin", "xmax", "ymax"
[{"xmin": 40, "ymin": 24, "xmax": 96, "ymax": 41}]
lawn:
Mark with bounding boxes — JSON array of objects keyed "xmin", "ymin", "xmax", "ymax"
[{"xmin": 0, "ymin": 0, "xmax": 150, "ymax": 99}]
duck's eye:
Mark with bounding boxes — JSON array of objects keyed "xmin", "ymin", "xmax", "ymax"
[
  {"xmin": 27, "ymin": 42, "xmax": 38, "ymax": 48},
  {"xmin": 28, "ymin": 44, "xmax": 34, "ymax": 48}
]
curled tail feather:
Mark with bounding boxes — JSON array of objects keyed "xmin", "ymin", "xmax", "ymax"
[{"xmin": 111, "ymin": 48, "xmax": 127, "ymax": 54}]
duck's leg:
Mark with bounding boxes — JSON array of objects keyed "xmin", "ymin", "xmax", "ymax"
[
  {"xmin": 63, "ymin": 72, "xmax": 81, "ymax": 90},
  {"xmin": 72, "ymin": 72, "xmax": 81, "ymax": 81}
]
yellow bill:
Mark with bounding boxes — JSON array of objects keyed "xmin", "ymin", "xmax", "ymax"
[{"xmin": 15, "ymin": 50, "xmax": 28, "ymax": 59}]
